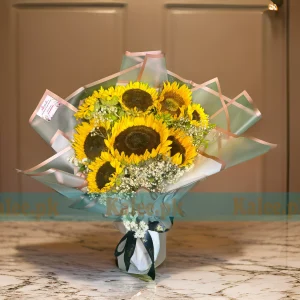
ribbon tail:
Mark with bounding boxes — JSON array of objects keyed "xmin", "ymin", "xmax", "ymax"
[
  {"xmin": 142, "ymin": 231, "xmax": 155, "ymax": 280},
  {"xmin": 124, "ymin": 232, "xmax": 137, "ymax": 271},
  {"xmin": 114, "ymin": 231, "xmax": 137, "ymax": 272},
  {"xmin": 114, "ymin": 232, "xmax": 129, "ymax": 256}
]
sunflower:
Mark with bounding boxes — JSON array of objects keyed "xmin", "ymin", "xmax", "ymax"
[
  {"xmin": 72, "ymin": 120, "xmax": 110, "ymax": 161},
  {"xmin": 167, "ymin": 128, "xmax": 197, "ymax": 166},
  {"xmin": 119, "ymin": 81, "xmax": 158, "ymax": 112},
  {"xmin": 74, "ymin": 95, "xmax": 98, "ymax": 120},
  {"xmin": 187, "ymin": 104, "xmax": 209, "ymax": 128},
  {"xmin": 87, "ymin": 152, "xmax": 123, "ymax": 193},
  {"xmin": 105, "ymin": 114, "xmax": 171, "ymax": 164},
  {"xmin": 74, "ymin": 86, "xmax": 123, "ymax": 120},
  {"xmin": 158, "ymin": 82, "xmax": 192, "ymax": 117},
  {"xmin": 96, "ymin": 86, "xmax": 124, "ymax": 106}
]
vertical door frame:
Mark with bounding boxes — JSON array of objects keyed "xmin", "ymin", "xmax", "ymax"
[
  {"xmin": 289, "ymin": 0, "xmax": 300, "ymax": 192},
  {"xmin": 0, "ymin": 1, "xmax": 20, "ymax": 192}
]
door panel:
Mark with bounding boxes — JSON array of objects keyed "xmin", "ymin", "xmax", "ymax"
[
  {"xmin": 9, "ymin": 3, "xmax": 125, "ymax": 192},
  {"xmin": 163, "ymin": 2, "xmax": 287, "ymax": 192},
  {"xmin": 0, "ymin": 0, "xmax": 287, "ymax": 194}
]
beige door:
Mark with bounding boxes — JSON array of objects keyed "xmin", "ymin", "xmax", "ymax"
[{"xmin": 0, "ymin": 0, "xmax": 287, "ymax": 193}]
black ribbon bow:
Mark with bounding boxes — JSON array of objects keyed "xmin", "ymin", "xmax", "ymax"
[{"xmin": 114, "ymin": 218, "xmax": 173, "ymax": 280}]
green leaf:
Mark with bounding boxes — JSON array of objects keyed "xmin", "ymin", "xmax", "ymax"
[
  {"xmin": 79, "ymin": 165, "xmax": 86, "ymax": 172},
  {"xmin": 101, "ymin": 95, "xmax": 119, "ymax": 106},
  {"xmin": 94, "ymin": 100, "xmax": 101, "ymax": 112},
  {"xmin": 110, "ymin": 115, "xmax": 118, "ymax": 121},
  {"xmin": 118, "ymin": 110, "xmax": 125, "ymax": 118}
]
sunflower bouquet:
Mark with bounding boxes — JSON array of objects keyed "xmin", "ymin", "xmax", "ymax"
[
  {"xmin": 71, "ymin": 81, "xmax": 212, "ymax": 197},
  {"xmin": 20, "ymin": 50, "xmax": 275, "ymax": 280}
]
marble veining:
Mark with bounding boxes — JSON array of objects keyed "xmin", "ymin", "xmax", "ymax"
[{"xmin": 0, "ymin": 221, "xmax": 299, "ymax": 299}]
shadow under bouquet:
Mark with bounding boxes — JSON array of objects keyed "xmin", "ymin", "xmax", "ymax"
[{"xmin": 19, "ymin": 50, "xmax": 275, "ymax": 280}]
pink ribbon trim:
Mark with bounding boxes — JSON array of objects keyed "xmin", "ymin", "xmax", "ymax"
[
  {"xmin": 125, "ymin": 51, "xmax": 163, "ymax": 57},
  {"xmin": 215, "ymin": 127, "xmax": 277, "ymax": 148},
  {"xmin": 50, "ymin": 129, "xmax": 71, "ymax": 146},
  {"xmin": 198, "ymin": 150, "xmax": 226, "ymax": 171},
  {"xmin": 20, "ymin": 146, "xmax": 72, "ymax": 174}
]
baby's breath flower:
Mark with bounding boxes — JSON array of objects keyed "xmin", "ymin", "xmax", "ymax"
[
  {"xmin": 116, "ymin": 156, "xmax": 188, "ymax": 194},
  {"xmin": 122, "ymin": 213, "xmax": 149, "ymax": 241},
  {"xmin": 156, "ymin": 225, "xmax": 164, "ymax": 232},
  {"xmin": 93, "ymin": 105, "xmax": 122, "ymax": 124}
]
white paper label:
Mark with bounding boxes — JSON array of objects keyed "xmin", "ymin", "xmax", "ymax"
[{"xmin": 37, "ymin": 95, "xmax": 60, "ymax": 121}]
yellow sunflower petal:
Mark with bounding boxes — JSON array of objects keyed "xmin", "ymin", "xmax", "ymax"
[
  {"xmin": 98, "ymin": 86, "xmax": 124, "ymax": 106},
  {"xmin": 159, "ymin": 82, "xmax": 192, "ymax": 118},
  {"xmin": 187, "ymin": 103, "xmax": 209, "ymax": 128},
  {"xmin": 72, "ymin": 120, "xmax": 110, "ymax": 161},
  {"xmin": 74, "ymin": 86, "xmax": 124, "ymax": 120},
  {"xmin": 74, "ymin": 95, "xmax": 98, "ymax": 120},
  {"xmin": 167, "ymin": 128, "xmax": 197, "ymax": 166},
  {"xmin": 87, "ymin": 152, "xmax": 123, "ymax": 193}
]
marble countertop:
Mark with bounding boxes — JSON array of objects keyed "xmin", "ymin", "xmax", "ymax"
[{"xmin": 0, "ymin": 221, "xmax": 299, "ymax": 300}]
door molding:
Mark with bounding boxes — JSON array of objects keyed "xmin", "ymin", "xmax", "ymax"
[{"xmin": 289, "ymin": 0, "xmax": 300, "ymax": 192}]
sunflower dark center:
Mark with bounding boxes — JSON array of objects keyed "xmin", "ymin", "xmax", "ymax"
[
  {"xmin": 114, "ymin": 126, "xmax": 160, "ymax": 156},
  {"xmin": 192, "ymin": 110, "xmax": 201, "ymax": 121},
  {"xmin": 95, "ymin": 162, "xmax": 116, "ymax": 190},
  {"xmin": 84, "ymin": 127, "xmax": 107, "ymax": 160},
  {"xmin": 168, "ymin": 136, "xmax": 186, "ymax": 163},
  {"xmin": 164, "ymin": 98, "xmax": 180, "ymax": 111},
  {"xmin": 161, "ymin": 92, "xmax": 184, "ymax": 115},
  {"xmin": 122, "ymin": 89, "xmax": 153, "ymax": 112},
  {"xmin": 125, "ymin": 131, "xmax": 150, "ymax": 150}
]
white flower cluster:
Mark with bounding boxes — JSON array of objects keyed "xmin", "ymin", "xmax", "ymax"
[
  {"xmin": 116, "ymin": 157, "xmax": 188, "ymax": 194},
  {"xmin": 84, "ymin": 192, "xmax": 108, "ymax": 205},
  {"xmin": 187, "ymin": 126, "xmax": 207, "ymax": 148},
  {"xmin": 122, "ymin": 213, "xmax": 149, "ymax": 240},
  {"xmin": 67, "ymin": 155, "xmax": 79, "ymax": 166},
  {"xmin": 156, "ymin": 224, "xmax": 164, "ymax": 232},
  {"xmin": 94, "ymin": 105, "xmax": 120, "ymax": 123},
  {"xmin": 68, "ymin": 155, "xmax": 88, "ymax": 169},
  {"xmin": 82, "ymin": 190, "xmax": 133, "ymax": 206},
  {"xmin": 173, "ymin": 117, "xmax": 209, "ymax": 148}
]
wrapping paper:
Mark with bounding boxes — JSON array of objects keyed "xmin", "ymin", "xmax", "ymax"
[{"xmin": 20, "ymin": 50, "xmax": 275, "ymax": 200}]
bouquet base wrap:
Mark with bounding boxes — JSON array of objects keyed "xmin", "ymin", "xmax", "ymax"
[{"xmin": 114, "ymin": 222, "xmax": 168, "ymax": 279}]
